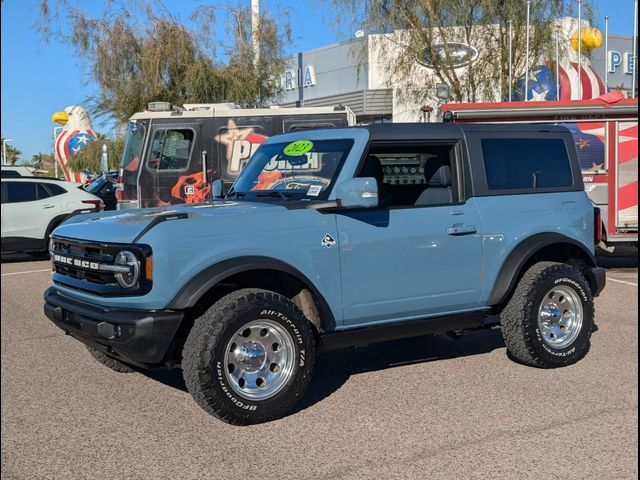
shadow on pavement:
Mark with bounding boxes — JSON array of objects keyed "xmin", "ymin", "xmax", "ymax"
[
  {"xmin": 596, "ymin": 246, "xmax": 638, "ymax": 269},
  {"xmin": 144, "ymin": 328, "xmax": 506, "ymax": 415},
  {"xmin": 1, "ymin": 252, "xmax": 50, "ymax": 264}
]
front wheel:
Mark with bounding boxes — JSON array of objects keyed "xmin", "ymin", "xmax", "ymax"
[
  {"xmin": 182, "ymin": 289, "xmax": 316, "ymax": 425},
  {"xmin": 500, "ymin": 262, "xmax": 594, "ymax": 368}
]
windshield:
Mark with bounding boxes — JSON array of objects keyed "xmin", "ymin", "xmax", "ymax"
[
  {"xmin": 231, "ymin": 139, "xmax": 354, "ymax": 200},
  {"xmin": 120, "ymin": 122, "xmax": 146, "ymax": 173}
]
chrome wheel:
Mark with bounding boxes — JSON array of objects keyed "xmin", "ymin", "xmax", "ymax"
[
  {"xmin": 538, "ymin": 285, "xmax": 584, "ymax": 349},
  {"xmin": 223, "ymin": 319, "xmax": 296, "ymax": 401}
]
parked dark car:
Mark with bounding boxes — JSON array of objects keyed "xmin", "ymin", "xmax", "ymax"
[{"xmin": 84, "ymin": 172, "xmax": 117, "ymax": 210}]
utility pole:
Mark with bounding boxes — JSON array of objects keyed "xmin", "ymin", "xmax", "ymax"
[{"xmin": 251, "ymin": 0, "xmax": 260, "ymax": 65}]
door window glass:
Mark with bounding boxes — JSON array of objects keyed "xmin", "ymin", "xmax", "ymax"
[
  {"xmin": 6, "ymin": 182, "xmax": 37, "ymax": 203},
  {"xmin": 147, "ymin": 129, "xmax": 194, "ymax": 171},
  {"xmin": 358, "ymin": 144, "xmax": 458, "ymax": 208}
]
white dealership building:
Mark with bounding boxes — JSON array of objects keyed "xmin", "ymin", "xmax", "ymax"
[{"xmin": 277, "ymin": 19, "xmax": 637, "ymax": 122}]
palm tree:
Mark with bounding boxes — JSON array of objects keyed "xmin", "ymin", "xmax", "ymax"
[{"xmin": 1, "ymin": 138, "xmax": 21, "ymax": 165}]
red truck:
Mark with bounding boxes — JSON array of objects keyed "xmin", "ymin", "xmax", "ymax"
[{"xmin": 441, "ymin": 94, "xmax": 638, "ymax": 249}]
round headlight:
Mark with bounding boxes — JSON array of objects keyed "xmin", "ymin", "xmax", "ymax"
[{"xmin": 114, "ymin": 250, "xmax": 139, "ymax": 288}]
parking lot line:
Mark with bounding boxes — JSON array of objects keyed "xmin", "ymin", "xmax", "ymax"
[
  {"xmin": 607, "ymin": 277, "xmax": 638, "ymax": 287},
  {"xmin": 1, "ymin": 269, "xmax": 51, "ymax": 277}
]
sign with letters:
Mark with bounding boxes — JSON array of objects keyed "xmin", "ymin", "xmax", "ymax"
[
  {"xmin": 282, "ymin": 65, "xmax": 316, "ymax": 91},
  {"xmin": 608, "ymin": 50, "xmax": 636, "ymax": 74}
]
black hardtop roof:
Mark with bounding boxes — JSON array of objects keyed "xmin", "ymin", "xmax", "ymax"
[{"xmin": 363, "ymin": 122, "xmax": 570, "ymax": 141}]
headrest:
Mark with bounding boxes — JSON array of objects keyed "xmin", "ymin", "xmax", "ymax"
[
  {"xmin": 359, "ymin": 155, "xmax": 383, "ymax": 183},
  {"xmin": 427, "ymin": 165, "xmax": 452, "ymax": 187}
]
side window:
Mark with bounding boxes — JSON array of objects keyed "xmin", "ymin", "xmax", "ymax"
[
  {"xmin": 36, "ymin": 183, "xmax": 51, "ymax": 200},
  {"xmin": 482, "ymin": 138, "xmax": 573, "ymax": 190},
  {"xmin": 6, "ymin": 182, "xmax": 37, "ymax": 203},
  {"xmin": 147, "ymin": 129, "xmax": 194, "ymax": 171},
  {"xmin": 357, "ymin": 143, "xmax": 458, "ymax": 208},
  {"xmin": 45, "ymin": 183, "xmax": 67, "ymax": 197}
]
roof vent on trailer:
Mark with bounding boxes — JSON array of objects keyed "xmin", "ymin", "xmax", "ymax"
[{"xmin": 182, "ymin": 103, "xmax": 240, "ymax": 111}]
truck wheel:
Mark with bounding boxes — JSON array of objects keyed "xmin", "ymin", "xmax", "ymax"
[
  {"xmin": 86, "ymin": 345, "xmax": 136, "ymax": 373},
  {"xmin": 500, "ymin": 262, "xmax": 594, "ymax": 368},
  {"xmin": 182, "ymin": 288, "xmax": 316, "ymax": 425}
]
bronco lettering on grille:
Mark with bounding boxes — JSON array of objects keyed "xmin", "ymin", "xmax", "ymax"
[{"xmin": 53, "ymin": 254, "xmax": 100, "ymax": 271}]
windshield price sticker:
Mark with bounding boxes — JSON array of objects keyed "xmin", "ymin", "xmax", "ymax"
[
  {"xmin": 307, "ymin": 185, "xmax": 322, "ymax": 196},
  {"xmin": 284, "ymin": 140, "xmax": 313, "ymax": 156}
]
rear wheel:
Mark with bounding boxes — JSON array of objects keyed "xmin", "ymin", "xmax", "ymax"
[
  {"xmin": 182, "ymin": 288, "xmax": 316, "ymax": 425},
  {"xmin": 500, "ymin": 262, "xmax": 594, "ymax": 368}
]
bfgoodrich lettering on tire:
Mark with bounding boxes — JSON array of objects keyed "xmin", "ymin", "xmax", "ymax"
[
  {"xmin": 500, "ymin": 262, "xmax": 594, "ymax": 368},
  {"xmin": 182, "ymin": 288, "xmax": 316, "ymax": 425}
]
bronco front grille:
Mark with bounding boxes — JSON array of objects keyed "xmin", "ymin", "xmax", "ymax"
[{"xmin": 50, "ymin": 236, "xmax": 152, "ymax": 296}]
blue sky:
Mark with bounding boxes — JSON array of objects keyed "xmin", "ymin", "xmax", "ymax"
[{"xmin": 1, "ymin": 0, "xmax": 637, "ymax": 163}]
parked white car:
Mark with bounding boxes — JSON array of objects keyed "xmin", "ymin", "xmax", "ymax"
[
  {"xmin": 1, "ymin": 177, "xmax": 104, "ymax": 253},
  {"xmin": 1, "ymin": 165, "xmax": 36, "ymax": 178}
]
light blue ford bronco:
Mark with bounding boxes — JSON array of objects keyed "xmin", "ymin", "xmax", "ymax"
[{"xmin": 44, "ymin": 124, "xmax": 606, "ymax": 424}]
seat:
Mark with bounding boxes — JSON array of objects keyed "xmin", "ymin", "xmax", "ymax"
[
  {"xmin": 414, "ymin": 161, "xmax": 453, "ymax": 206},
  {"xmin": 358, "ymin": 155, "xmax": 392, "ymax": 206}
]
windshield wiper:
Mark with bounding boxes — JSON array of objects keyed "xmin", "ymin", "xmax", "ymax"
[
  {"xmin": 256, "ymin": 191, "xmax": 294, "ymax": 201},
  {"xmin": 225, "ymin": 190, "xmax": 246, "ymax": 200}
]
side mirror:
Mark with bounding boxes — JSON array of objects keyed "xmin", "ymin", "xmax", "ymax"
[
  {"xmin": 212, "ymin": 179, "xmax": 224, "ymax": 198},
  {"xmin": 335, "ymin": 177, "xmax": 379, "ymax": 209}
]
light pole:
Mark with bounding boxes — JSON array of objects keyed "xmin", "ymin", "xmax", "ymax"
[
  {"xmin": 2, "ymin": 139, "xmax": 13, "ymax": 165},
  {"xmin": 53, "ymin": 126, "xmax": 62, "ymax": 178}
]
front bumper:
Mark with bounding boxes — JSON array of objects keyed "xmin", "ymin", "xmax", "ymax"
[
  {"xmin": 44, "ymin": 287, "xmax": 183, "ymax": 368},
  {"xmin": 586, "ymin": 267, "xmax": 606, "ymax": 297}
]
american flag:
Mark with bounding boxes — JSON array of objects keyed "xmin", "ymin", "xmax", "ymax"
[{"xmin": 55, "ymin": 129, "xmax": 96, "ymax": 182}]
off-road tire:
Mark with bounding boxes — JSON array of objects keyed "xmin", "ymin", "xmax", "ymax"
[
  {"xmin": 86, "ymin": 345, "xmax": 136, "ymax": 373},
  {"xmin": 182, "ymin": 288, "xmax": 316, "ymax": 425},
  {"xmin": 500, "ymin": 262, "xmax": 594, "ymax": 368}
]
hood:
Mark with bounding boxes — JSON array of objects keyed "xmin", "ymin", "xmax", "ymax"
[{"xmin": 53, "ymin": 201, "xmax": 283, "ymax": 244}]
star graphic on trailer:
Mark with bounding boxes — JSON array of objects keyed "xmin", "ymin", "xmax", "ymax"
[
  {"xmin": 214, "ymin": 120, "xmax": 256, "ymax": 161},
  {"xmin": 530, "ymin": 88, "xmax": 549, "ymax": 101}
]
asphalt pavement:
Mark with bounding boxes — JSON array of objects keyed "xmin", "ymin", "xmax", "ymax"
[{"xmin": 1, "ymin": 251, "xmax": 638, "ymax": 480}]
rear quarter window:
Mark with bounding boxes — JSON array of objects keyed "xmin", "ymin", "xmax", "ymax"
[
  {"xmin": 45, "ymin": 183, "xmax": 67, "ymax": 196},
  {"xmin": 481, "ymin": 138, "xmax": 573, "ymax": 191}
]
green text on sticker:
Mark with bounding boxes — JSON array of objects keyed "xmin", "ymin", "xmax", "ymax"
[{"xmin": 284, "ymin": 140, "xmax": 313, "ymax": 156}]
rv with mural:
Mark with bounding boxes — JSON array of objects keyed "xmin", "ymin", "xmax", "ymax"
[
  {"xmin": 441, "ymin": 94, "xmax": 638, "ymax": 249},
  {"xmin": 116, "ymin": 102, "xmax": 355, "ymax": 208}
]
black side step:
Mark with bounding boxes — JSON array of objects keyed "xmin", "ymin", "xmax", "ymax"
[{"xmin": 320, "ymin": 312, "xmax": 495, "ymax": 350}]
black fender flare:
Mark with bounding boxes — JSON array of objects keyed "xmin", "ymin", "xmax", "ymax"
[
  {"xmin": 167, "ymin": 256, "xmax": 336, "ymax": 330},
  {"xmin": 487, "ymin": 233, "xmax": 597, "ymax": 306},
  {"xmin": 45, "ymin": 213, "xmax": 71, "ymax": 241}
]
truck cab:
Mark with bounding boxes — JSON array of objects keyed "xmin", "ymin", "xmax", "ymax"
[{"xmin": 117, "ymin": 102, "xmax": 355, "ymax": 209}]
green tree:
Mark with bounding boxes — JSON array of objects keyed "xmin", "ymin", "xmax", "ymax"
[
  {"xmin": 1, "ymin": 138, "xmax": 21, "ymax": 165},
  {"xmin": 38, "ymin": 1, "xmax": 292, "ymax": 124},
  {"xmin": 66, "ymin": 134, "xmax": 125, "ymax": 173},
  {"xmin": 30, "ymin": 152, "xmax": 56, "ymax": 173},
  {"xmin": 328, "ymin": 0, "xmax": 595, "ymax": 103}
]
